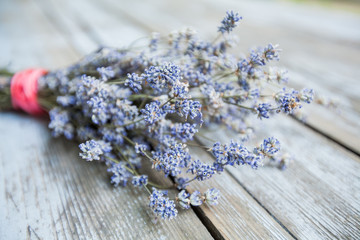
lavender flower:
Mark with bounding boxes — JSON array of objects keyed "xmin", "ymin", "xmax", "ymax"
[
  {"xmin": 275, "ymin": 89, "xmax": 301, "ymax": 114},
  {"xmin": 77, "ymin": 126, "xmax": 96, "ymax": 141},
  {"xmin": 152, "ymin": 139, "xmax": 191, "ymax": 177},
  {"xmin": 97, "ymin": 66, "xmax": 115, "ymax": 81},
  {"xmin": 256, "ymin": 103, "xmax": 272, "ymax": 119},
  {"xmin": 125, "ymin": 73, "xmax": 143, "ymax": 93},
  {"xmin": 56, "ymin": 95, "xmax": 76, "ymax": 107},
  {"xmin": 149, "ymin": 32, "xmax": 160, "ymax": 51},
  {"xmin": 143, "ymin": 63, "xmax": 181, "ymax": 91},
  {"xmin": 48, "ymin": 108, "xmax": 74, "ymax": 139},
  {"xmin": 171, "ymin": 123, "xmax": 198, "ymax": 142},
  {"xmin": 263, "ymin": 44, "xmax": 281, "ymax": 61},
  {"xmin": 149, "ymin": 188, "xmax": 178, "ymax": 220},
  {"xmin": 141, "ymin": 101, "xmax": 166, "ymax": 125},
  {"xmin": 190, "ymin": 191, "xmax": 203, "ymax": 206},
  {"xmin": 218, "ymin": 11, "xmax": 242, "ymax": 33},
  {"xmin": 267, "ymin": 67, "xmax": 288, "ymax": 83},
  {"xmin": 177, "ymin": 190, "xmax": 190, "ymax": 209},
  {"xmin": 79, "ymin": 139, "xmax": 112, "ymax": 161},
  {"xmin": 134, "ymin": 142, "xmax": 148, "ymax": 154},
  {"xmin": 258, "ymin": 137, "xmax": 281, "ymax": 155},
  {"xmin": 187, "ymin": 160, "xmax": 216, "ymax": 181},
  {"xmin": 212, "ymin": 141, "xmax": 261, "ymax": 170},
  {"xmin": 132, "ymin": 175, "xmax": 148, "ymax": 187},
  {"xmin": 108, "ymin": 162, "xmax": 132, "ymax": 187},
  {"xmin": 182, "ymin": 68, "xmax": 211, "ymax": 86},
  {"xmin": 87, "ymin": 96, "xmax": 108, "ymax": 124},
  {"xmin": 1, "ymin": 11, "xmax": 316, "ymax": 221},
  {"xmin": 175, "ymin": 99, "xmax": 202, "ymax": 120},
  {"xmin": 170, "ymin": 82, "xmax": 189, "ymax": 99},
  {"xmin": 204, "ymin": 188, "xmax": 220, "ymax": 205},
  {"xmin": 300, "ymin": 88, "xmax": 314, "ymax": 104}
]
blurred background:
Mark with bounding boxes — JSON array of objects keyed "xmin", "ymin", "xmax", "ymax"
[
  {"xmin": 0, "ymin": 0, "xmax": 360, "ymax": 149},
  {"xmin": 1, "ymin": 1, "xmax": 360, "ymax": 238}
]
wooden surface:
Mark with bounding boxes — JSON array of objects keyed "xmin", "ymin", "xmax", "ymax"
[{"xmin": 1, "ymin": 0, "xmax": 360, "ymax": 239}]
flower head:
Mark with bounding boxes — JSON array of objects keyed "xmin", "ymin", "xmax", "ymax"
[
  {"xmin": 107, "ymin": 162, "xmax": 132, "ymax": 187},
  {"xmin": 256, "ymin": 103, "xmax": 272, "ymax": 119},
  {"xmin": 132, "ymin": 175, "xmax": 148, "ymax": 187},
  {"xmin": 205, "ymin": 188, "xmax": 220, "ymax": 205},
  {"xmin": 141, "ymin": 101, "xmax": 166, "ymax": 125},
  {"xmin": 175, "ymin": 99, "xmax": 202, "ymax": 120},
  {"xmin": 125, "ymin": 73, "xmax": 143, "ymax": 93},
  {"xmin": 218, "ymin": 11, "xmax": 242, "ymax": 33},
  {"xmin": 190, "ymin": 191, "xmax": 203, "ymax": 206},
  {"xmin": 79, "ymin": 139, "xmax": 112, "ymax": 161},
  {"xmin": 87, "ymin": 96, "xmax": 108, "ymax": 125},
  {"xmin": 187, "ymin": 160, "xmax": 216, "ymax": 181},
  {"xmin": 149, "ymin": 188, "xmax": 178, "ymax": 220},
  {"xmin": 263, "ymin": 44, "xmax": 281, "ymax": 61},
  {"xmin": 134, "ymin": 142, "xmax": 148, "ymax": 154},
  {"xmin": 300, "ymin": 88, "xmax": 314, "ymax": 104},
  {"xmin": 212, "ymin": 141, "xmax": 261, "ymax": 170},
  {"xmin": 152, "ymin": 139, "xmax": 191, "ymax": 177},
  {"xmin": 177, "ymin": 190, "xmax": 190, "ymax": 209},
  {"xmin": 143, "ymin": 63, "xmax": 181, "ymax": 92},
  {"xmin": 260, "ymin": 137, "xmax": 281, "ymax": 155},
  {"xmin": 276, "ymin": 89, "xmax": 301, "ymax": 114},
  {"xmin": 171, "ymin": 123, "xmax": 198, "ymax": 142},
  {"xmin": 97, "ymin": 66, "xmax": 115, "ymax": 81},
  {"xmin": 48, "ymin": 108, "xmax": 74, "ymax": 139}
]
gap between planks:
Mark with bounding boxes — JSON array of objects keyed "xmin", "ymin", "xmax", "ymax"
[
  {"xmin": 32, "ymin": 0, "xmax": 297, "ymax": 238},
  {"xmin": 97, "ymin": 0, "xmax": 360, "ymax": 155},
  {"xmin": 88, "ymin": 1, "xmax": 360, "ymax": 238},
  {"xmin": 21, "ymin": 0, "xmax": 360, "ymax": 237},
  {"xmin": 1, "ymin": 0, "xmax": 213, "ymax": 239}
]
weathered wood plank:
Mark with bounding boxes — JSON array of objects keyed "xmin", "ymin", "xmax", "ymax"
[
  {"xmin": 197, "ymin": 115, "xmax": 360, "ymax": 239},
  {"xmin": 86, "ymin": 0, "xmax": 360, "ymax": 238},
  {"xmin": 32, "ymin": 0, "xmax": 99, "ymax": 56},
  {"xmin": 104, "ymin": 0, "xmax": 360, "ymax": 155},
  {"xmin": 35, "ymin": 0, "xmax": 146, "ymax": 51},
  {"xmin": 0, "ymin": 0, "xmax": 79, "ymax": 70},
  {"xmin": 187, "ymin": 147, "xmax": 294, "ymax": 240},
  {"xmin": 34, "ymin": 0, "xmax": 296, "ymax": 238},
  {"xmin": 0, "ymin": 113, "xmax": 213, "ymax": 240},
  {"xmin": 200, "ymin": 0, "xmax": 360, "ymax": 153},
  {"xmin": 191, "ymin": 0, "xmax": 360, "ymax": 154},
  {"xmin": 2, "ymin": 0, "xmax": 359, "ymax": 239},
  {"xmin": 0, "ymin": 0, "xmax": 214, "ymax": 239}
]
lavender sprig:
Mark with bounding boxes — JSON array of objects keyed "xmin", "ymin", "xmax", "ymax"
[{"xmin": 0, "ymin": 11, "xmax": 316, "ymax": 221}]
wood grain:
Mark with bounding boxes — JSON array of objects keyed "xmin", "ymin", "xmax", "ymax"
[
  {"xmin": 0, "ymin": 0, "xmax": 78, "ymax": 70},
  {"xmin": 1, "ymin": 0, "xmax": 360, "ymax": 239},
  {"xmin": 0, "ymin": 0, "xmax": 213, "ymax": 239},
  {"xmin": 197, "ymin": 115, "xmax": 360, "ymax": 239},
  {"xmin": 0, "ymin": 113, "xmax": 213, "ymax": 240},
  {"xmin": 101, "ymin": 0, "xmax": 360, "ymax": 154},
  {"xmin": 187, "ymin": 147, "xmax": 294, "ymax": 240},
  {"xmin": 86, "ymin": 1, "xmax": 360, "ymax": 238},
  {"xmin": 33, "ymin": 0, "xmax": 297, "ymax": 238}
]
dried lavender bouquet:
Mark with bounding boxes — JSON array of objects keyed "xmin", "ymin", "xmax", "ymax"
[{"xmin": 0, "ymin": 12, "xmax": 314, "ymax": 220}]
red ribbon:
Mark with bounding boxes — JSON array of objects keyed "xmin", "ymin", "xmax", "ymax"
[{"xmin": 10, "ymin": 68, "xmax": 48, "ymax": 116}]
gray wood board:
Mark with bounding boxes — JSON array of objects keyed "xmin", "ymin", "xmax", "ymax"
[
  {"xmin": 0, "ymin": 0, "xmax": 213, "ymax": 239},
  {"xmin": 1, "ymin": 0, "xmax": 360, "ymax": 239},
  {"xmin": 32, "ymin": 0, "xmax": 296, "ymax": 238},
  {"xmin": 100, "ymin": 0, "xmax": 360, "ymax": 154},
  {"xmin": 197, "ymin": 115, "xmax": 360, "ymax": 239},
  {"xmin": 0, "ymin": 113, "xmax": 213, "ymax": 240}
]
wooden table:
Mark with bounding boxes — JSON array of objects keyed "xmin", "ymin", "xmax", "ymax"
[{"xmin": 1, "ymin": 0, "xmax": 359, "ymax": 239}]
